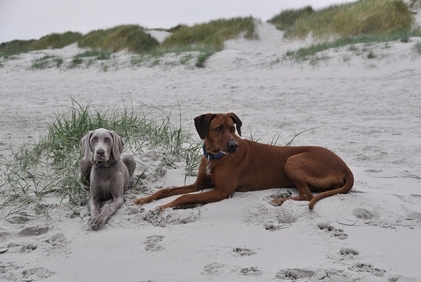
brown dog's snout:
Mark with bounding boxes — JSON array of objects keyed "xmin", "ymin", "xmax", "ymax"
[{"xmin": 227, "ymin": 138, "xmax": 238, "ymax": 153}]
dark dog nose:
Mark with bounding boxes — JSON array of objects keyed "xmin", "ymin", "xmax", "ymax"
[
  {"xmin": 96, "ymin": 149, "xmax": 105, "ymax": 156},
  {"xmin": 228, "ymin": 138, "xmax": 238, "ymax": 153}
]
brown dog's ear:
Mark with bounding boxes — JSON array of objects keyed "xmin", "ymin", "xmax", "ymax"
[
  {"xmin": 79, "ymin": 131, "xmax": 93, "ymax": 160},
  {"xmin": 110, "ymin": 130, "xmax": 123, "ymax": 161},
  {"xmin": 194, "ymin": 113, "xmax": 215, "ymax": 139},
  {"xmin": 229, "ymin": 112, "xmax": 242, "ymax": 136}
]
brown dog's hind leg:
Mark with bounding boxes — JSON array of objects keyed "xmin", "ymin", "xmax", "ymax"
[
  {"xmin": 272, "ymin": 155, "xmax": 315, "ymax": 206},
  {"xmin": 271, "ymin": 183, "xmax": 313, "ymax": 206}
]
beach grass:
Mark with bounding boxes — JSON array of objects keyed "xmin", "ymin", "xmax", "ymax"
[
  {"xmin": 1, "ymin": 1, "xmax": 419, "ymax": 66},
  {"xmin": 268, "ymin": 0, "xmax": 420, "ymax": 61},
  {"xmin": 30, "ymin": 55, "xmax": 63, "ymax": 70},
  {"xmin": 0, "ymin": 101, "xmax": 202, "ymax": 222},
  {"xmin": 78, "ymin": 25, "xmax": 159, "ymax": 53},
  {"xmin": 284, "ymin": 29, "xmax": 421, "ymax": 61},
  {"xmin": 271, "ymin": 0, "xmax": 414, "ymax": 38},
  {"xmin": 129, "ymin": 46, "xmax": 220, "ymax": 68},
  {"xmin": 160, "ymin": 17, "xmax": 256, "ymax": 49},
  {"xmin": 0, "ymin": 18, "xmax": 254, "ymax": 67},
  {"xmin": 268, "ymin": 6, "xmax": 314, "ymax": 32},
  {"xmin": 31, "ymin": 32, "xmax": 83, "ymax": 50},
  {"xmin": 415, "ymin": 42, "xmax": 421, "ymax": 54}
]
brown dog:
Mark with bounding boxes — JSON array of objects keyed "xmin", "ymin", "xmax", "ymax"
[{"xmin": 134, "ymin": 113, "xmax": 353, "ymax": 210}]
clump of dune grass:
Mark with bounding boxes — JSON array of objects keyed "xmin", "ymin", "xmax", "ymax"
[
  {"xmin": 0, "ymin": 39, "xmax": 36, "ymax": 58},
  {"xmin": 30, "ymin": 32, "xmax": 83, "ymax": 50},
  {"xmin": 78, "ymin": 25, "xmax": 159, "ymax": 53},
  {"xmin": 280, "ymin": 0, "xmax": 413, "ymax": 39},
  {"xmin": 161, "ymin": 17, "xmax": 256, "ymax": 49},
  {"xmin": 285, "ymin": 30, "xmax": 421, "ymax": 62},
  {"xmin": 156, "ymin": 17, "xmax": 256, "ymax": 67},
  {"xmin": 0, "ymin": 32, "xmax": 82, "ymax": 58},
  {"xmin": 0, "ymin": 100, "xmax": 201, "ymax": 222},
  {"xmin": 129, "ymin": 45, "xmax": 219, "ymax": 68},
  {"xmin": 414, "ymin": 42, "xmax": 421, "ymax": 54},
  {"xmin": 30, "ymin": 55, "xmax": 63, "ymax": 70},
  {"xmin": 268, "ymin": 6, "xmax": 314, "ymax": 31},
  {"xmin": 272, "ymin": 0, "xmax": 421, "ymax": 62},
  {"xmin": 1, "ymin": 18, "xmax": 257, "ymax": 67},
  {"xmin": 68, "ymin": 50, "xmax": 112, "ymax": 69}
]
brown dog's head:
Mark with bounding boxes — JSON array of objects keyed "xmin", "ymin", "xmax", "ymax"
[
  {"xmin": 194, "ymin": 113, "xmax": 242, "ymax": 155},
  {"xmin": 79, "ymin": 128, "xmax": 123, "ymax": 167}
]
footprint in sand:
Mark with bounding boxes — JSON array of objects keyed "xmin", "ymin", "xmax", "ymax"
[
  {"xmin": 340, "ymin": 247, "xmax": 359, "ymax": 256},
  {"xmin": 142, "ymin": 208, "xmax": 200, "ymax": 227},
  {"xmin": 349, "ymin": 262, "xmax": 386, "ymax": 277},
  {"xmin": 22, "ymin": 267, "xmax": 55, "ymax": 280},
  {"xmin": 275, "ymin": 268, "xmax": 315, "ymax": 280},
  {"xmin": 144, "ymin": 235, "xmax": 164, "ymax": 252},
  {"xmin": 202, "ymin": 262, "xmax": 227, "ymax": 275},
  {"xmin": 352, "ymin": 208, "xmax": 374, "ymax": 221},
  {"xmin": 232, "ymin": 247, "xmax": 256, "ymax": 257},
  {"xmin": 238, "ymin": 266, "xmax": 263, "ymax": 277},
  {"xmin": 17, "ymin": 226, "xmax": 49, "ymax": 236},
  {"xmin": 0, "ymin": 263, "xmax": 55, "ymax": 281},
  {"xmin": 317, "ymin": 223, "xmax": 348, "ymax": 239}
]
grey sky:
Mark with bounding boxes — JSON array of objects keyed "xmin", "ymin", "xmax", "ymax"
[{"xmin": 0, "ymin": 0, "xmax": 355, "ymax": 43}]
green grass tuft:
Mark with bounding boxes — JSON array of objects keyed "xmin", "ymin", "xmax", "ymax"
[
  {"xmin": 30, "ymin": 32, "xmax": 83, "ymax": 50},
  {"xmin": 268, "ymin": 6, "xmax": 314, "ymax": 31},
  {"xmin": 414, "ymin": 42, "xmax": 421, "ymax": 54},
  {"xmin": 285, "ymin": 30, "xmax": 421, "ymax": 61},
  {"xmin": 161, "ymin": 17, "xmax": 256, "ymax": 49},
  {"xmin": 30, "ymin": 55, "xmax": 63, "ymax": 70},
  {"xmin": 0, "ymin": 40, "xmax": 36, "ymax": 58},
  {"xmin": 284, "ymin": 0, "xmax": 413, "ymax": 38},
  {"xmin": 78, "ymin": 25, "xmax": 159, "ymax": 53}
]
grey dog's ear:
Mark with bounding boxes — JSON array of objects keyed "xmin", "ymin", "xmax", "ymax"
[
  {"xmin": 79, "ymin": 131, "xmax": 93, "ymax": 160},
  {"xmin": 110, "ymin": 130, "xmax": 123, "ymax": 162},
  {"xmin": 228, "ymin": 112, "xmax": 242, "ymax": 136},
  {"xmin": 194, "ymin": 113, "xmax": 215, "ymax": 139}
]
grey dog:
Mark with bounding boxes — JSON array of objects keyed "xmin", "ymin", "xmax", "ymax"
[{"xmin": 79, "ymin": 128, "xmax": 136, "ymax": 230}]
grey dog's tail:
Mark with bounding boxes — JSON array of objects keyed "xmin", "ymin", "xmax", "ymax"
[{"xmin": 308, "ymin": 167, "xmax": 354, "ymax": 210}]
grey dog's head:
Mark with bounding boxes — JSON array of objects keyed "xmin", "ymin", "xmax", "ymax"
[{"xmin": 79, "ymin": 128, "xmax": 123, "ymax": 167}]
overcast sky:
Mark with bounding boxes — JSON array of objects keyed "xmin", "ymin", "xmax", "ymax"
[{"xmin": 0, "ymin": 0, "xmax": 356, "ymax": 44}]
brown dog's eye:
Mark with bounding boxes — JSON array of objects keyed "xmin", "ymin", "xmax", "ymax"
[
  {"xmin": 215, "ymin": 127, "xmax": 223, "ymax": 133},
  {"xmin": 230, "ymin": 127, "xmax": 235, "ymax": 133}
]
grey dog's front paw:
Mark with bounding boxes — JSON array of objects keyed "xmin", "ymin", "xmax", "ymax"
[{"xmin": 89, "ymin": 215, "xmax": 107, "ymax": 230}]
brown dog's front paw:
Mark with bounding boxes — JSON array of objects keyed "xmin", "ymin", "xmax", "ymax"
[
  {"xmin": 156, "ymin": 204, "xmax": 170, "ymax": 211},
  {"xmin": 134, "ymin": 197, "xmax": 148, "ymax": 205}
]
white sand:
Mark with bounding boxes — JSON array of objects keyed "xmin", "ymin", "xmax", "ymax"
[{"xmin": 1, "ymin": 19, "xmax": 421, "ymax": 281}]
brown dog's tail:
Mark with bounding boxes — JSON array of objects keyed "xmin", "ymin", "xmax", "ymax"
[{"xmin": 309, "ymin": 167, "xmax": 354, "ymax": 210}]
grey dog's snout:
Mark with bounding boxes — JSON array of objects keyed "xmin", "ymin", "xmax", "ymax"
[{"xmin": 96, "ymin": 148, "xmax": 105, "ymax": 156}]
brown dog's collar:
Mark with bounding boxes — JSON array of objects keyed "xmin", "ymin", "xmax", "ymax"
[{"xmin": 202, "ymin": 144, "xmax": 225, "ymax": 160}]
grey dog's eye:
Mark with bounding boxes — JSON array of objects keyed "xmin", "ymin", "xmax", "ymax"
[{"xmin": 105, "ymin": 138, "xmax": 111, "ymax": 142}]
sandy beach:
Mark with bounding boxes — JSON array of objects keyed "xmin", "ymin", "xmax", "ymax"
[{"xmin": 1, "ymin": 17, "xmax": 421, "ymax": 282}]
